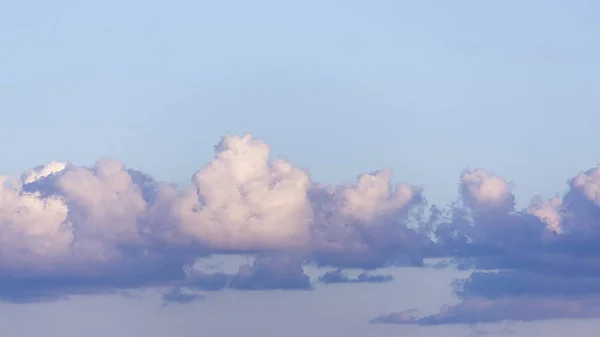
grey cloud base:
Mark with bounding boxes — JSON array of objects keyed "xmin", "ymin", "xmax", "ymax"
[{"xmin": 318, "ymin": 268, "xmax": 393, "ymax": 284}]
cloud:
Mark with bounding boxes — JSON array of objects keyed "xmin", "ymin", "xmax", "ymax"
[
  {"xmin": 528, "ymin": 197, "xmax": 562, "ymax": 234},
  {"xmin": 176, "ymin": 255, "xmax": 313, "ymax": 292},
  {"xmin": 370, "ymin": 308, "xmax": 419, "ymax": 324},
  {"xmin": 318, "ymin": 268, "xmax": 393, "ymax": 284},
  {"xmin": 8, "ymin": 131, "xmax": 600, "ymax": 324},
  {"xmin": 0, "ymin": 133, "xmax": 429, "ymax": 301},
  {"xmin": 149, "ymin": 133, "xmax": 428, "ymax": 269},
  {"xmin": 182, "ymin": 269, "xmax": 230, "ymax": 291},
  {"xmin": 459, "ymin": 169, "xmax": 515, "ymax": 213},
  {"xmin": 309, "ymin": 170, "xmax": 429, "ymax": 269},
  {"xmin": 391, "ymin": 164, "xmax": 600, "ymax": 327},
  {"xmin": 373, "ymin": 296, "xmax": 600, "ymax": 325},
  {"xmin": 161, "ymin": 287, "xmax": 204, "ymax": 306},
  {"xmin": 455, "ymin": 271, "xmax": 600, "ymax": 299},
  {"xmin": 0, "ymin": 261, "xmax": 187, "ymax": 303},
  {"xmin": 379, "ymin": 165, "xmax": 600, "ymax": 324},
  {"xmin": 228, "ymin": 255, "xmax": 313, "ymax": 290},
  {"xmin": 171, "ymin": 134, "xmax": 314, "ymax": 252}
]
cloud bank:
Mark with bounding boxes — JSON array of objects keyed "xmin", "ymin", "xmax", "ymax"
[
  {"xmin": 0, "ymin": 134, "xmax": 424, "ymax": 302},
  {"xmin": 377, "ymin": 165, "xmax": 600, "ymax": 325},
  {"xmin": 5, "ymin": 133, "xmax": 600, "ymax": 326}
]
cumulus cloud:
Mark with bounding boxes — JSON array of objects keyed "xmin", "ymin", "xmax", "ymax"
[
  {"xmin": 171, "ymin": 134, "xmax": 314, "ymax": 252},
  {"xmin": 459, "ymin": 169, "xmax": 514, "ymax": 213},
  {"xmin": 0, "ymin": 169, "xmax": 73, "ymax": 264},
  {"xmin": 9, "ymin": 131, "xmax": 600, "ymax": 325},
  {"xmin": 433, "ymin": 168, "xmax": 550, "ymax": 257},
  {"xmin": 385, "ymin": 165, "xmax": 600, "ymax": 324},
  {"xmin": 0, "ymin": 133, "xmax": 431, "ymax": 301},
  {"xmin": 571, "ymin": 165, "xmax": 600, "ymax": 208},
  {"xmin": 309, "ymin": 170, "xmax": 427, "ymax": 269},
  {"xmin": 335, "ymin": 169, "xmax": 415, "ymax": 222},
  {"xmin": 0, "ymin": 160, "xmax": 192, "ymax": 302},
  {"xmin": 528, "ymin": 197, "xmax": 562, "ymax": 234},
  {"xmin": 318, "ymin": 268, "xmax": 393, "ymax": 284}
]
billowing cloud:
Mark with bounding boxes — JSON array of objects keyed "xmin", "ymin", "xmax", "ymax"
[
  {"xmin": 459, "ymin": 169, "xmax": 514, "ymax": 213},
  {"xmin": 335, "ymin": 169, "xmax": 415, "ymax": 222},
  {"xmin": 309, "ymin": 170, "xmax": 427, "ymax": 269},
  {"xmin": 0, "ymin": 133, "xmax": 430, "ymax": 302},
  {"xmin": 0, "ymin": 168, "xmax": 73, "ymax": 264},
  {"xmin": 571, "ymin": 165, "xmax": 600, "ymax": 208},
  {"xmin": 8, "ymin": 131, "xmax": 600, "ymax": 326},
  {"xmin": 171, "ymin": 134, "xmax": 314, "ymax": 252},
  {"xmin": 528, "ymin": 197, "xmax": 562, "ymax": 234},
  {"xmin": 380, "ymin": 164, "xmax": 600, "ymax": 325}
]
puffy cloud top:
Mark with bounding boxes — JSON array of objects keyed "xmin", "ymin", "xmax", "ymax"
[
  {"xmin": 172, "ymin": 134, "xmax": 314, "ymax": 251},
  {"xmin": 528, "ymin": 197, "xmax": 562, "ymax": 234},
  {"xmin": 339, "ymin": 169, "xmax": 415, "ymax": 222},
  {"xmin": 460, "ymin": 169, "xmax": 514, "ymax": 212},
  {"xmin": 571, "ymin": 165, "xmax": 600, "ymax": 207}
]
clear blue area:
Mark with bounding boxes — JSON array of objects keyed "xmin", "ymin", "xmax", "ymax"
[{"xmin": 1, "ymin": 0, "xmax": 599, "ymax": 206}]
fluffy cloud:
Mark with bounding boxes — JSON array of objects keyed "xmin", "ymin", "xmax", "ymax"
[
  {"xmin": 528, "ymin": 197, "xmax": 562, "ymax": 234},
  {"xmin": 571, "ymin": 165, "xmax": 600, "ymax": 208},
  {"xmin": 0, "ymin": 170, "xmax": 73, "ymax": 263},
  {"xmin": 459, "ymin": 169, "xmax": 515, "ymax": 212},
  {"xmin": 309, "ymin": 170, "xmax": 427, "ymax": 269},
  {"xmin": 8, "ymin": 132, "xmax": 600, "ymax": 327},
  {"xmin": 157, "ymin": 134, "xmax": 424, "ymax": 263},
  {"xmin": 383, "ymin": 165, "xmax": 600, "ymax": 325},
  {"xmin": 171, "ymin": 134, "xmax": 314, "ymax": 251},
  {"xmin": 0, "ymin": 134, "xmax": 424, "ymax": 298}
]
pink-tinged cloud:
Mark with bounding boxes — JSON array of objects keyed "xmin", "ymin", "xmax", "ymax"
[{"xmin": 6, "ymin": 132, "xmax": 600, "ymax": 319}]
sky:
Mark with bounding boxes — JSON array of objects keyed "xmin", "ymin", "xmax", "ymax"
[{"xmin": 1, "ymin": 1, "xmax": 600, "ymax": 336}]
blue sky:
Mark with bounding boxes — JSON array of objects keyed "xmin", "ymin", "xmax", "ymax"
[{"xmin": 1, "ymin": 1, "xmax": 600, "ymax": 336}]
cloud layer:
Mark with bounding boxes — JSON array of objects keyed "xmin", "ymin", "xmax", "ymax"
[
  {"xmin": 0, "ymin": 134, "xmax": 424, "ymax": 301},
  {"xmin": 4, "ymin": 133, "xmax": 600, "ymax": 326},
  {"xmin": 377, "ymin": 165, "xmax": 600, "ymax": 325}
]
